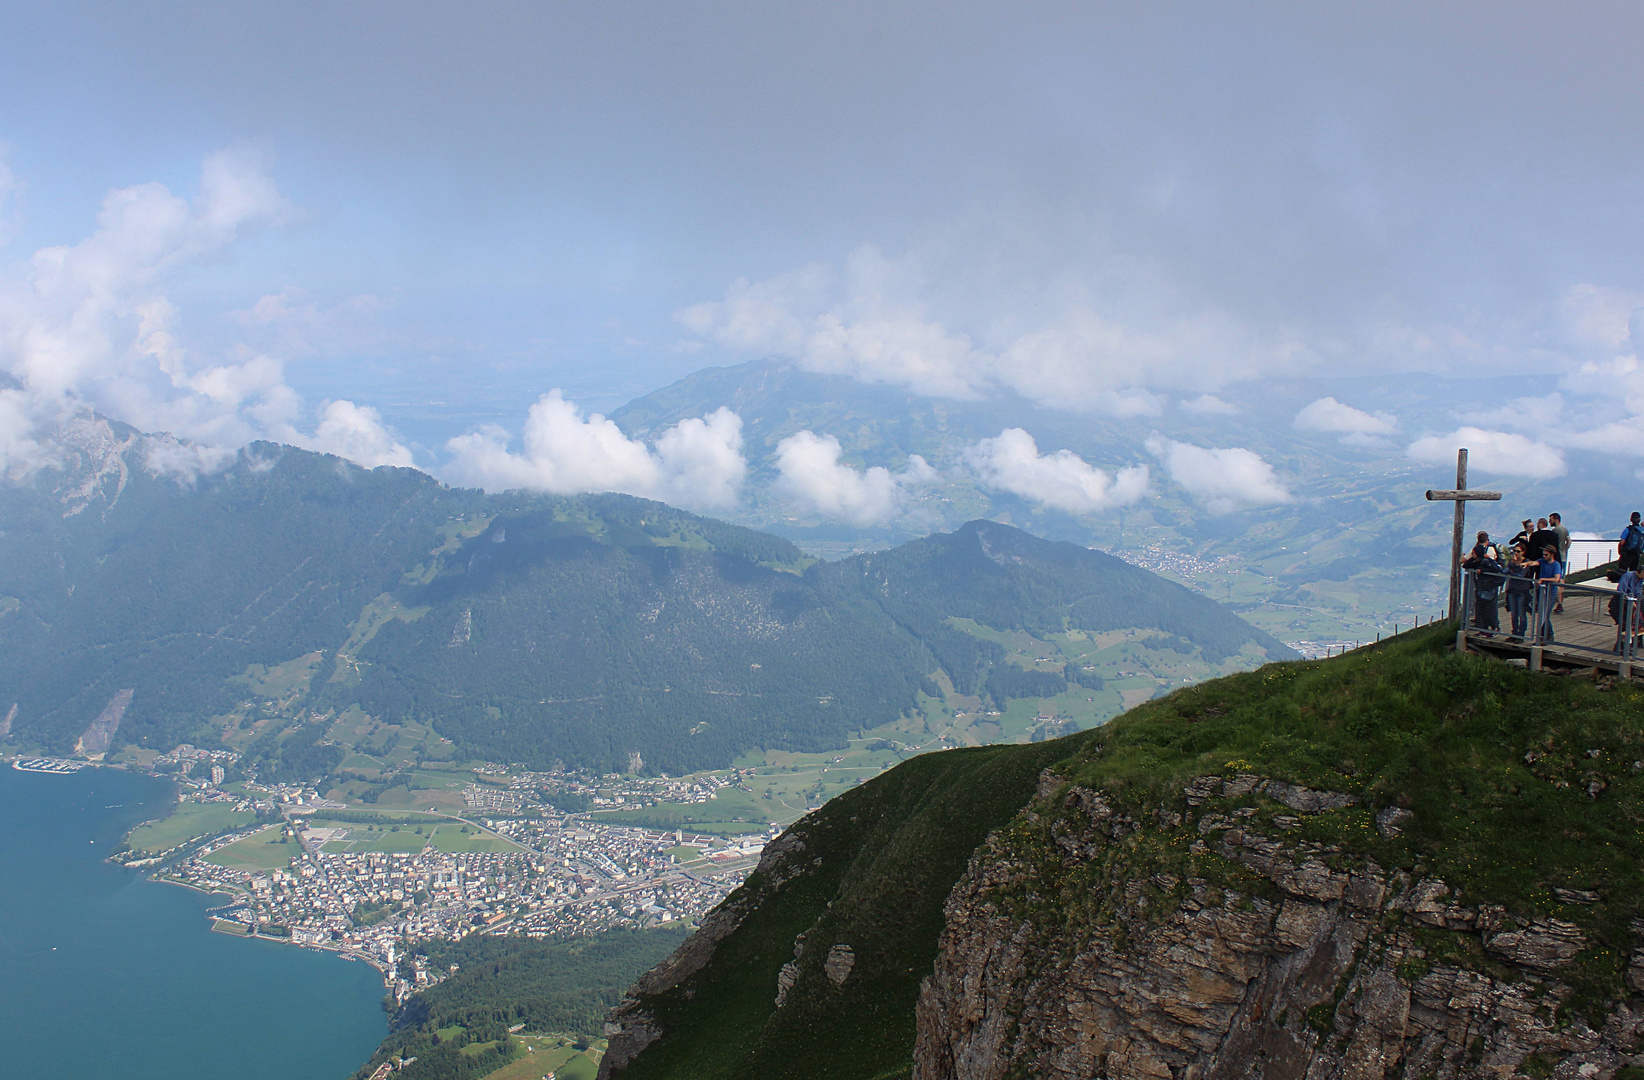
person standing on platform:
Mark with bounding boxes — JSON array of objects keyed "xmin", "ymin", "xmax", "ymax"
[
  {"xmin": 1535, "ymin": 544, "xmax": 1563, "ymax": 642},
  {"xmin": 1549, "ymin": 513, "xmax": 1570, "ymax": 612},
  {"xmin": 1550, "ymin": 513, "xmax": 1570, "ymax": 564},
  {"xmin": 1505, "ymin": 547, "xmax": 1534, "ymax": 641},
  {"xmin": 1464, "ymin": 535, "xmax": 1502, "ymax": 633},
  {"xmin": 1530, "ymin": 518, "xmax": 1559, "ymax": 564},
  {"xmin": 1511, "ymin": 518, "xmax": 1535, "ymax": 554},
  {"xmin": 1621, "ymin": 512, "xmax": 1644, "ymax": 573}
]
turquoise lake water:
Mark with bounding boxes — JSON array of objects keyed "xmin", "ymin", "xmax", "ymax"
[{"xmin": 0, "ymin": 765, "xmax": 386, "ymax": 1079}]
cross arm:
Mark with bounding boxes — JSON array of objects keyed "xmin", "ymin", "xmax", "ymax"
[{"xmin": 1425, "ymin": 489, "xmax": 1503, "ymax": 501}]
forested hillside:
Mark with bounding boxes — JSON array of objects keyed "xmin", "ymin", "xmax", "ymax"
[{"xmin": 0, "ymin": 418, "xmax": 1291, "ymax": 775}]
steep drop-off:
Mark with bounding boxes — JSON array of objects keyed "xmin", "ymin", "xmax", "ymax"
[{"xmin": 601, "ymin": 628, "xmax": 1644, "ymax": 1080}]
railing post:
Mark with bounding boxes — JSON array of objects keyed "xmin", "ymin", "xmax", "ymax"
[
  {"xmin": 1457, "ymin": 568, "xmax": 1472, "ymax": 652},
  {"xmin": 1625, "ymin": 597, "xmax": 1637, "ymax": 681}
]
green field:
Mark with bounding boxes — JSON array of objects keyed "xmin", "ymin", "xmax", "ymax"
[
  {"xmin": 590, "ymin": 785, "xmax": 772, "ymax": 833},
  {"xmin": 478, "ymin": 1036, "xmax": 602, "ymax": 1080},
  {"xmin": 304, "ymin": 817, "xmax": 521, "ymax": 854},
  {"xmin": 429, "ymin": 824, "xmax": 520, "ymax": 853},
  {"xmin": 206, "ymin": 825, "xmax": 299, "ymax": 870},
  {"xmin": 126, "ymin": 802, "xmax": 257, "ymax": 854},
  {"xmin": 309, "ymin": 818, "xmax": 435, "ymax": 853}
]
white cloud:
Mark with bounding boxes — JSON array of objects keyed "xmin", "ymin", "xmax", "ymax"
[
  {"xmin": 1405, "ymin": 427, "xmax": 1566, "ymax": 479},
  {"xmin": 772, "ymin": 429, "xmax": 932, "ymax": 525},
  {"xmin": 1459, "ymin": 393, "xmax": 1565, "ymax": 432},
  {"xmin": 304, "ymin": 400, "xmax": 414, "ymax": 469},
  {"xmin": 1294, "ymin": 396, "xmax": 1398, "ymax": 440},
  {"xmin": 679, "ymin": 250, "xmax": 985, "ymax": 399},
  {"xmin": 0, "ymin": 148, "xmax": 412, "ymax": 476},
  {"xmin": 678, "ymin": 247, "xmax": 1292, "ymax": 414},
  {"xmin": 963, "ymin": 428, "xmax": 1148, "ymax": 514},
  {"xmin": 443, "ymin": 390, "xmax": 745, "ymax": 511},
  {"xmin": 0, "ymin": 386, "xmax": 48, "ymax": 480},
  {"xmin": 1180, "ymin": 394, "xmax": 1239, "ymax": 415},
  {"xmin": 1146, "ymin": 437, "xmax": 1292, "ymax": 513}
]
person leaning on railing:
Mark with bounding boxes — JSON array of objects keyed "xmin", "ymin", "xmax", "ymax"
[{"xmin": 1532, "ymin": 544, "xmax": 1564, "ymax": 643}]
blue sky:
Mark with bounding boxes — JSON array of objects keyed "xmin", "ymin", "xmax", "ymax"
[{"xmin": 3, "ymin": 2, "xmax": 1644, "ymax": 511}]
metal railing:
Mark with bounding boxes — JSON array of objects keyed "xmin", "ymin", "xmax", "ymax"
[{"xmin": 1461, "ymin": 566, "xmax": 1638, "ymax": 664}]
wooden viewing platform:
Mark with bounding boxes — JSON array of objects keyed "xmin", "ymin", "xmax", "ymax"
[{"xmin": 1458, "ymin": 576, "xmax": 1639, "ymax": 677}]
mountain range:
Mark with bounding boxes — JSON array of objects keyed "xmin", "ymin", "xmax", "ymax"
[{"xmin": 0, "ymin": 415, "xmax": 1291, "ymax": 776}]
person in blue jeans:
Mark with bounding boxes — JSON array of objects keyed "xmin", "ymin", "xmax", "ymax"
[
  {"xmin": 1535, "ymin": 545, "xmax": 1563, "ymax": 642},
  {"xmin": 1505, "ymin": 547, "xmax": 1535, "ymax": 640}
]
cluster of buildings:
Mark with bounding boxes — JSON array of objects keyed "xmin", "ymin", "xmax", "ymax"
[
  {"xmin": 506, "ymin": 767, "xmax": 734, "ymax": 810},
  {"xmin": 160, "ymin": 803, "xmax": 772, "ymax": 995},
  {"xmin": 157, "ymin": 743, "xmax": 239, "ymax": 784}
]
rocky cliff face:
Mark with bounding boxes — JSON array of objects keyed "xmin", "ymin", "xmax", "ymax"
[{"xmin": 915, "ymin": 770, "xmax": 1643, "ymax": 1080}]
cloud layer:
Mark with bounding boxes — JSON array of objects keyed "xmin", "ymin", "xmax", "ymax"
[
  {"xmin": 1146, "ymin": 437, "xmax": 1292, "ymax": 514},
  {"xmin": 444, "ymin": 391, "xmax": 745, "ymax": 510},
  {"xmin": 772, "ymin": 430, "xmax": 934, "ymax": 525},
  {"xmin": 1294, "ymin": 397, "xmax": 1398, "ymax": 444},
  {"xmin": 0, "ymin": 149, "xmax": 412, "ymax": 480},
  {"xmin": 964, "ymin": 428, "xmax": 1148, "ymax": 514},
  {"xmin": 1406, "ymin": 427, "xmax": 1566, "ymax": 480},
  {"xmin": 678, "ymin": 247, "xmax": 1281, "ymax": 415}
]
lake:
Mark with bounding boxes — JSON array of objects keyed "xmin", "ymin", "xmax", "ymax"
[{"xmin": 0, "ymin": 765, "xmax": 386, "ymax": 1079}]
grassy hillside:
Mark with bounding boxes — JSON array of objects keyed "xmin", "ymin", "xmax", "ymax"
[
  {"xmin": 603, "ymin": 626, "xmax": 1644, "ymax": 1078},
  {"xmin": 608, "ymin": 737, "xmax": 1087, "ymax": 1080}
]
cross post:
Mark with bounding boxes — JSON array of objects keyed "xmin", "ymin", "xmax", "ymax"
[{"xmin": 1424, "ymin": 448, "xmax": 1503, "ymax": 622}]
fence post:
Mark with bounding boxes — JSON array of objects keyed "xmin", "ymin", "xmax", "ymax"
[
  {"xmin": 1624, "ymin": 596, "xmax": 1637, "ymax": 681},
  {"xmin": 1456, "ymin": 568, "xmax": 1471, "ymax": 652}
]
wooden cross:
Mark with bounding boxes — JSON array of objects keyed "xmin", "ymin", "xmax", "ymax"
[{"xmin": 1425, "ymin": 447, "xmax": 1503, "ymax": 621}]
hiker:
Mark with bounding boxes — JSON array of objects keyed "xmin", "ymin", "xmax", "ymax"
[
  {"xmin": 1505, "ymin": 547, "xmax": 1535, "ymax": 640},
  {"xmin": 1529, "ymin": 518, "xmax": 1560, "ymax": 564},
  {"xmin": 1549, "ymin": 513, "xmax": 1570, "ymax": 612},
  {"xmin": 1549, "ymin": 513, "xmax": 1571, "ymax": 565},
  {"xmin": 1510, "ymin": 518, "xmax": 1535, "ymax": 554},
  {"xmin": 1463, "ymin": 531, "xmax": 1501, "ymax": 632},
  {"xmin": 1608, "ymin": 567, "xmax": 1643, "ymax": 654},
  {"xmin": 1534, "ymin": 544, "xmax": 1563, "ymax": 642},
  {"xmin": 1621, "ymin": 512, "xmax": 1644, "ymax": 573}
]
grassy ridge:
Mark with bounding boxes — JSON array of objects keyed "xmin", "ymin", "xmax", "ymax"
[
  {"xmin": 614, "ymin": 736, "xmax": 1091, "ymax": 1080},
  {"xmin": 612, "ymin": 626, "xmax": 1644, "ymax": 1077}
]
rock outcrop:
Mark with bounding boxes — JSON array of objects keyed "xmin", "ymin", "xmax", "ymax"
[
  {"xmin": 914, "ymin": 772, "xmax": 1642, "ymax": 1080},
  {"xmin": 599, "ymin": 830, "xmax": 809, "ymax": 1078}
]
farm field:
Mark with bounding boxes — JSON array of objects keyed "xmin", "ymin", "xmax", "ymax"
[
  {"xmin": 205, "ymin": 825, "xmax": 298, "ymax": 870},
  {"xmin": 478, "ymin": 1036, "xmax": 603, "ymax": 1080},
  {"xmin": 126, "ymin": 802, "xmax": 257, "ymax": 853},
  {"xmin": 303, "ymin": 816, "xmax": 522, "ymax": 854}
]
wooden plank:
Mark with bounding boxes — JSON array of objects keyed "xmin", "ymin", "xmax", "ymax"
[{"xmin": 1425, "ymin": 489, "xmax": 1503, "ymax": 501}]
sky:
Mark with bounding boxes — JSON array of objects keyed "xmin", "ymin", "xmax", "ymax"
[{"xmin": 2, "ymin": 2, "xmax": 1643, "ymax": 517}]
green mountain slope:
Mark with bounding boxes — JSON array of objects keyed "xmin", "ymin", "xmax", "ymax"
[
  {"xmin": 598, "ymin": 628, "xmax": 1644, "ymax": 1080},
  {"xmin": 0, "ymin": 420, "xmax": 1288, "ymax": 775}
]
